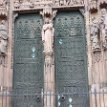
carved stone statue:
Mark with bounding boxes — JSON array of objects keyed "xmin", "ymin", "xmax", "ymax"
[
  {"xmin": 41, "ymin": 6, "xmax": 56, "ymax": 54},
  {"xmin": 91, "ymin": 17, "xmax": 100, "ymax": 51},
  {"xmin": 100, "ymin": 8, "xmax": 107, "ymax": 49},
  {"xmin": 42, "ymin": 19, "xmax": 54, "ymax": 53},
  {"xmin": 0, "ymin": 20, "xmax": 8, "ymax": 55}
]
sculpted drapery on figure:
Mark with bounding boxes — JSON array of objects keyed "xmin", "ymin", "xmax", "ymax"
[
  {"xmin": 100, "ymin": 8, "xmax": 107, "ymax": 49},
  {"xmin": 41, "ymin": 6, "xmax": 56, "ymax": 54},
  {"xmin": 91, "ymin": 17, "xmax": 100, "ymax": 52},
  {"xmin": 42, "ymin": 18, "xmax": 54, "ymax": 53}
]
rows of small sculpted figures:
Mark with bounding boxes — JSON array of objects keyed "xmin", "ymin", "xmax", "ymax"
[
  {"xmin": 91, "ymin": 8, "xmax": 107, "ymax": 52},
  {"xmin": 14, "ymin": 0, "xmax": 84, "ymax": 9}
]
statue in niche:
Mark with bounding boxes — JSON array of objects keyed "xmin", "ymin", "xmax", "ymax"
[
  {"xmin": 42, "ymin": 18, "xmax": 54, "ymax": 53},
  {"xmin": 0, "ymin": 20, "xmax": 8, "ymax": 55},
  {"xmin": 91, "ymin": 17, "xmax": 100, "ymax": 51},
  {"xmin": 100, "ymin": 8, "xmax": 107, "ymax": 49},
  {"xmin": 41, "ymin": 6, "xmax": 56, "ymax": 54}
]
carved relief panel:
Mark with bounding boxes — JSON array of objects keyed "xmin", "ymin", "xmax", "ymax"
[{"xmin": 13, "ymin": 0, "xmax": 84, "ymax": 10}]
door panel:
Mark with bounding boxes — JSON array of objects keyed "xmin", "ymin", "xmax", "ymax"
[
  {"xmin": 13, "ymin": 14, "xmax": 43, "ymax": 107},
  {"xmin": 54, "ymin": 11, "xmax": 89, "ymax": 107}
]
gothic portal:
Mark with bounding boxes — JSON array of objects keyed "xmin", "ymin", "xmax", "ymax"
[
  {"xmin": 0, "ymin": 0, "xmax": 107, "ymax": 107},
  {"xmin": 12, "ymin": 10, "xmax": 89, "ymax": 107}
]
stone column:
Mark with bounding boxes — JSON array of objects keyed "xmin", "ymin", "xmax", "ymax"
[{"xmin": 40, "ymin": 6, "xmax": 57, "ymax": 107}]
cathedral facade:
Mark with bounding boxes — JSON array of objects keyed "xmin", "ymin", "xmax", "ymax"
[{"xmin": 0, "ymin": 0, "xmax": 107, "ymax": 107}]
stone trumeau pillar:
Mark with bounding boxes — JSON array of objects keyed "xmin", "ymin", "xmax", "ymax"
[{"xmin": 40, "ymin": 6, "xmax": 57, "ymax": 107}]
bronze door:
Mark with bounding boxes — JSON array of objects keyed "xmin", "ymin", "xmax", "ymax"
[
  {"xmin": 13, "ymin": 13, "xmax": 43, "ymax": 107},
  {"xmin": 54, "ymin": 11, "xmax": 89, "ymax": 107}
]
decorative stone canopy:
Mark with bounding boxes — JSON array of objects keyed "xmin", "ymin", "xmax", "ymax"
[
  {"xmin": 0, "ymin": 7, "xmax": 7, "ymax": 17},
  {"xmin": 89, "ymin": 0, "xmax": 98, "ymax": 13},
  {"xmin": 0, "ymin": 1, "xmax": 8, "ymax": 17},
  {"xmin": 99, "ymin": 0, "xmax": 107, "ymax": 8}
]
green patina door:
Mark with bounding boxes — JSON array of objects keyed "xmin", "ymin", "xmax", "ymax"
[
  {"xmin": 54, "ymin": 11, "xmax": 89, "ymax": 107},
  {"xmin": 13, "ymin": 13, "xmax": 43, "ymax": 107}
]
